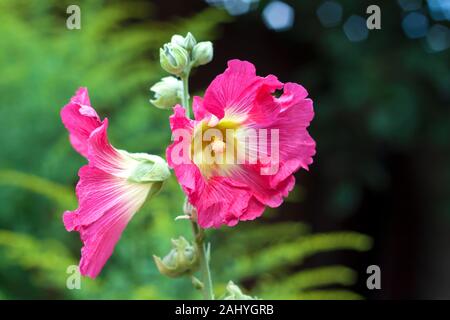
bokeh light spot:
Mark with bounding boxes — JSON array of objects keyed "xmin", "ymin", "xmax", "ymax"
[
  {"xmin": 426, "ymin": 24, "xmax": 450, "ymax": 52},
  {"xmin": 397, "ymin": 0, "xmax": 423, "ymax": 11},
  {"xmin": 205, "ymin": 0, "xmax": 259, "ymax": 16},
  {"xmin": 402, "ymin": 12, "xmax": 429, "ymax": 39},
  {"xmin": 317, "ymin": 1, "xmax": 343, "ymax": 27},
  {"xmin": 427, "ymin": 0, "xmax": 450, "ymax": 21},
  {"xmin": 262, "ymin": 1, "xmax": 295, "ymax": 31},
  {"xmin": 343, "ymin": 15, "xmax": 369, "ymax": 42}
]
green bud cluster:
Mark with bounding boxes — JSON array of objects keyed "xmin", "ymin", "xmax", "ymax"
[
  {"xmin": 163, "ymin": 32, "xmax": 214, "ymax": 74},
  {"xmin": 150, "ymin": 32, "xmax": 214, "ymax": 110}
]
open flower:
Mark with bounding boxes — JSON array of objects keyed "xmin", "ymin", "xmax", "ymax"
[
  {"xmin": 61, "ymin": 88, "xmax": 170, "ymax": 278},
  {"xmin": 167, "ymin": 60, "xmax": 315, "ymax": 228}
]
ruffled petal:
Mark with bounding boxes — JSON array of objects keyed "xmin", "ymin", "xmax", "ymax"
[
  {"xmin": 267, "ymin": 84, "xmax": 316, "ymax": 187},
  {"xmin": 203, "ymin": 60, "xmax": 282, "ymax": 120},
  {"xmin": 166, "ymin": 105, "xmax": 200, "ymax": 195},
  {"xmin": 194, "ymin": 177, "xmax": 253, "ymax": 228},
  {"xmin": 61, "ymin": 87, "xmax": 102, "ymax": 158}
]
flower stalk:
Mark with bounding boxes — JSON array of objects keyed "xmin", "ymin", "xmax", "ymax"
[
  {"xmin": 191, "ymin": 218, "xmax": 214, "ymax": 300},
  {"xmin": 181, "ymin": 72, "xmax": 191, "ymax": 119},
  {"xmin": 180, "ymin": 66, "xmax": 214, "ymax": 300}
]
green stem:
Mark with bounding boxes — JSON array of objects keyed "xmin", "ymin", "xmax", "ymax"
[
  {"xmin": 191, "ymin": 220, "xmax": 214, "ymax": 300},
  {"xmin": 181, "ymin": 72, "xmax": 191, "ymax": 118},
  {"xmin": 180, "ymin": 69, "xmax": 214, "ymax": 300}
]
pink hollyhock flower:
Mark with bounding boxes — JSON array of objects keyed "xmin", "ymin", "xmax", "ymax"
[
  {"xmin": 167, "ymin": 60, "xmax": 315, "ymax": 228},
  {"xmin": 61, "ymin": 88, "xmax": 170, "ymax": 278}
]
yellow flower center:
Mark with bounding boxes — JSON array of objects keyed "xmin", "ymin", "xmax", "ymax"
[{"xmin": 191, "ymin": 116, "xmax": 243, "ymax": 178}]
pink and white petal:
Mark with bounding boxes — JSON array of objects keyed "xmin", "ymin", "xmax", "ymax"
[
  {"xmin": 64, "ymin": 166, "xmax": 124, "ymax": 229},
  {"xmin": 203, "ymin": 59, "xmax": 282, "ymax": 119},
  {"xmin": 61, "ymin": 87, "xmax": 102, "ymax": 158},
  {"xmin": 87, "ymin": 119, "xmax": 129, "ymax": 176},
  {"xmin": 78, "ymin": 206, "xmax": 132, "ymax": 278},
  {"xmin": 63, "ymin": 166, "xmax": 151, "ymax": 278}
]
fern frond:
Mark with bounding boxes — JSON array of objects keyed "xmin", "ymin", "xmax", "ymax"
[
  {"xmin": 256, "ymin": 265, "xmax": 357, "ymax": 298},
  {"xmin": 231, "ymin": 232, "xmax": 372, "ymax": 278}
]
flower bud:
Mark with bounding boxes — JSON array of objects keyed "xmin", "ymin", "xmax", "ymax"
[
  {"xmin": 124, "ymin": 152, "xmax": 171, "ymax": 187},
  {"xmin": 223, "ymin": 281, "xmax": 259, "ymax": 300},
  {"xmin": 160, "ymin": 43, "xmax": 189, "ymax": 76},
  {"xmin": 192, "ymin": 41, "xmax": 213, "ymax": 67},
  {"xmin": 171, "ymin": 33, "xmax": 197, "ymax": 51},
  {"xmin": 153, "ymin": 236, "xmax": 199, "ymax": 278},
  {"xmin": 183, "ymin": 32, "xmax": 197, "ymax": 51},
  {"xmin": 171, "ymin": 34, "xmax": 185, "ymax": 47},
  {"xmin": 150, "ymin": 76, "xmax": 182, "ymax": 109}
]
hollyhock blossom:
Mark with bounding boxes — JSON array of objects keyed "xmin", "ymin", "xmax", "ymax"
[
  {"xmin": 167, "ymin": 60, "xmax": 315, "ymax": 228},
  {"xmin": 61, "ymin": 88, "xmax": 170, "ymax": 278}
]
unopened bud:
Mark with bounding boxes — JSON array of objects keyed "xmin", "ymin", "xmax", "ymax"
[
  {"xmin": 183, "ymin": 32, "xmax": 197, "ymax": 51},
  {"xmin": 150, "ymin": 76, "xmax": 182, "ymax": 109},
  {"xmin": 192, "ymin": 41, "xmax": 213, "ymax": 67},
  {"xmin": 153, "ymin": 236, "xmax": 199, "ymax": 278},
  {"xmin": 171, "ymin": 32, "xmax": 197, "ymax": 51},
  {"xmin": 160, "ymin": 43, "xmax": 189, "ymax": 76},
  {"xmin": 124, "ymin": 152, "xmax": 171, "ymax": 186},
  {"xmin": 171, "ymin": 34, "xmax": 185, "ymax": 47}
]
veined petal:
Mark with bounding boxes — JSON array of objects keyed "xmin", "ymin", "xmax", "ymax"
[
  {"xmin": 62, "ymin": 87, "xmax": 170, "ymax": 277},
  {"xmin": 194, "ymin": 176, "xmax": 253, "ymax": 228},
  {"xmin": 64, "ymin": 166, "xmax": 152, "ymax": 278},
  {"xmin": 203, "ymin": 59, "xmax": 282, "ymax": 120},
  {"xmin": 266, "ymin": 85, "xmax": 316, "ymax": 187},
  {"xmin": 87, "ymin": 119, "xmax": 130, "ymax": 176},
  {"xmin": 61, "ymin": 87, "xmax": 102, "ymax": 158}
]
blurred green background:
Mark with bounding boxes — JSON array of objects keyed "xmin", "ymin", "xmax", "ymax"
[{"xmin": 0, "ymin": 0, "xmax": 449, "ymax": 299}]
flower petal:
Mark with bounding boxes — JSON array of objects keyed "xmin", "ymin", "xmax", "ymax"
[
  {"xmin": 64, "ymin": 166, "xmax": 151, "ymax": 278},
  {"xmin": 267, "ymin": 84, "xmax": 316, "ymax": 187},
  {"xmin": 194, "ymin": 177, "xmax": 253, "ymax": 228},
  {"xmin": 87, "ymin": 119, "xmax": 129, "ymax": 177},
  {"xmin": 61, "ymin": 88, "xmax": 102, "ymax": 158},
  {"xmin": 203, "ymin": 59, "xmax": 282, "ymax": 119}
]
